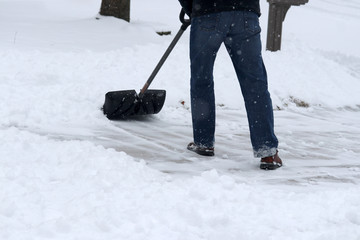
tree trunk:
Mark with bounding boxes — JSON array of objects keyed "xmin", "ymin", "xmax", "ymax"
[{"xmin": 100, "ymin": 0, "xmax": 130, "ymax": 22}]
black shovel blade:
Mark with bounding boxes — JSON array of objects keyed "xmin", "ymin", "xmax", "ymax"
[{"xmin": 103, "ymin": 89, "xmax": 166, "ymax": 119}]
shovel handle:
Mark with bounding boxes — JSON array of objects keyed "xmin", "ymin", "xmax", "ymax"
[
  {"xmin": 139, "ymin": 9, "xmax": 191, "ymax": 98},
  {"xmin": 180, "ymin": 9, "xmax": 191, "ymax": 30}
]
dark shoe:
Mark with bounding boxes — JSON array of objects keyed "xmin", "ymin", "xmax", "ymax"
[
  {"xmin": 187, "ymin": 142, "xmax": 214, "ymax": 156},
  {"xmin": 260, "ymin": 151, "xmax": 282, "ymax": 170}
]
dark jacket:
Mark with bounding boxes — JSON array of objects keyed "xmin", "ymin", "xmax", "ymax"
[{"xmin": 178, "ymin": 0, "xmax": 261, "ymax": 17}]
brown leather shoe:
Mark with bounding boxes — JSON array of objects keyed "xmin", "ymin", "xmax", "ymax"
[{"xmin": 260, "ymin": 151, "xmax": 282, "ymax": 170}]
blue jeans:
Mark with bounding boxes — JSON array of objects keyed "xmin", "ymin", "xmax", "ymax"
[{"xmin": 189, "ymin": 11, "xmax": 278, "ymax": 158}]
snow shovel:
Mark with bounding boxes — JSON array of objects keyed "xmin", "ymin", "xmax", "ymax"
[{"xmin": 103, "ymin": 9, "xmax": 191, "ymax": 119}]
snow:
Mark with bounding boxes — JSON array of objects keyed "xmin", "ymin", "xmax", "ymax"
[{"xmin": 1, "ymin": 0, "xmax": 360, "ymax": 239}]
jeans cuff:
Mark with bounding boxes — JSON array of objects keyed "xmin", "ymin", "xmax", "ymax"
[{"xmin": 253, "ymin": 147, "xmax": 277, "ymax": 158}]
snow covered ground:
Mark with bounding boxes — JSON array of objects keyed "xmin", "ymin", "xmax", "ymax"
[{"xmin": 1, "ymin": 0, "xmax": 360, "ymax": 239}]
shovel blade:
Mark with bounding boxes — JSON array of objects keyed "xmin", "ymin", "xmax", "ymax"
[{"xmin": 103, "ymin": 89, "xmax": 166, "ymax": 119}]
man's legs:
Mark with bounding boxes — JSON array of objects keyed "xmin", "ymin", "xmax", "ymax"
[
  {"xmin": 224, "ymin": 11, "xmax": 278, "ymax": 158},
  {"xmin": 189, "ymin": 13, "xmax": 224, "ymax": 148}
]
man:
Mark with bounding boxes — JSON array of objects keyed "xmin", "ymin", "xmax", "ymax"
[{"xmin": 178, "ymin": 0, "xmax": 283, "ymax": 170}]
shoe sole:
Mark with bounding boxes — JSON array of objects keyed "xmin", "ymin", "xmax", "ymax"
[
  {"xmin": 260, "ymin": 163, "xmax": 282, "ymax": 170},
  {"xmin": 195, "ymin": 150, "xmax": 214, "ymax": 156}
]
